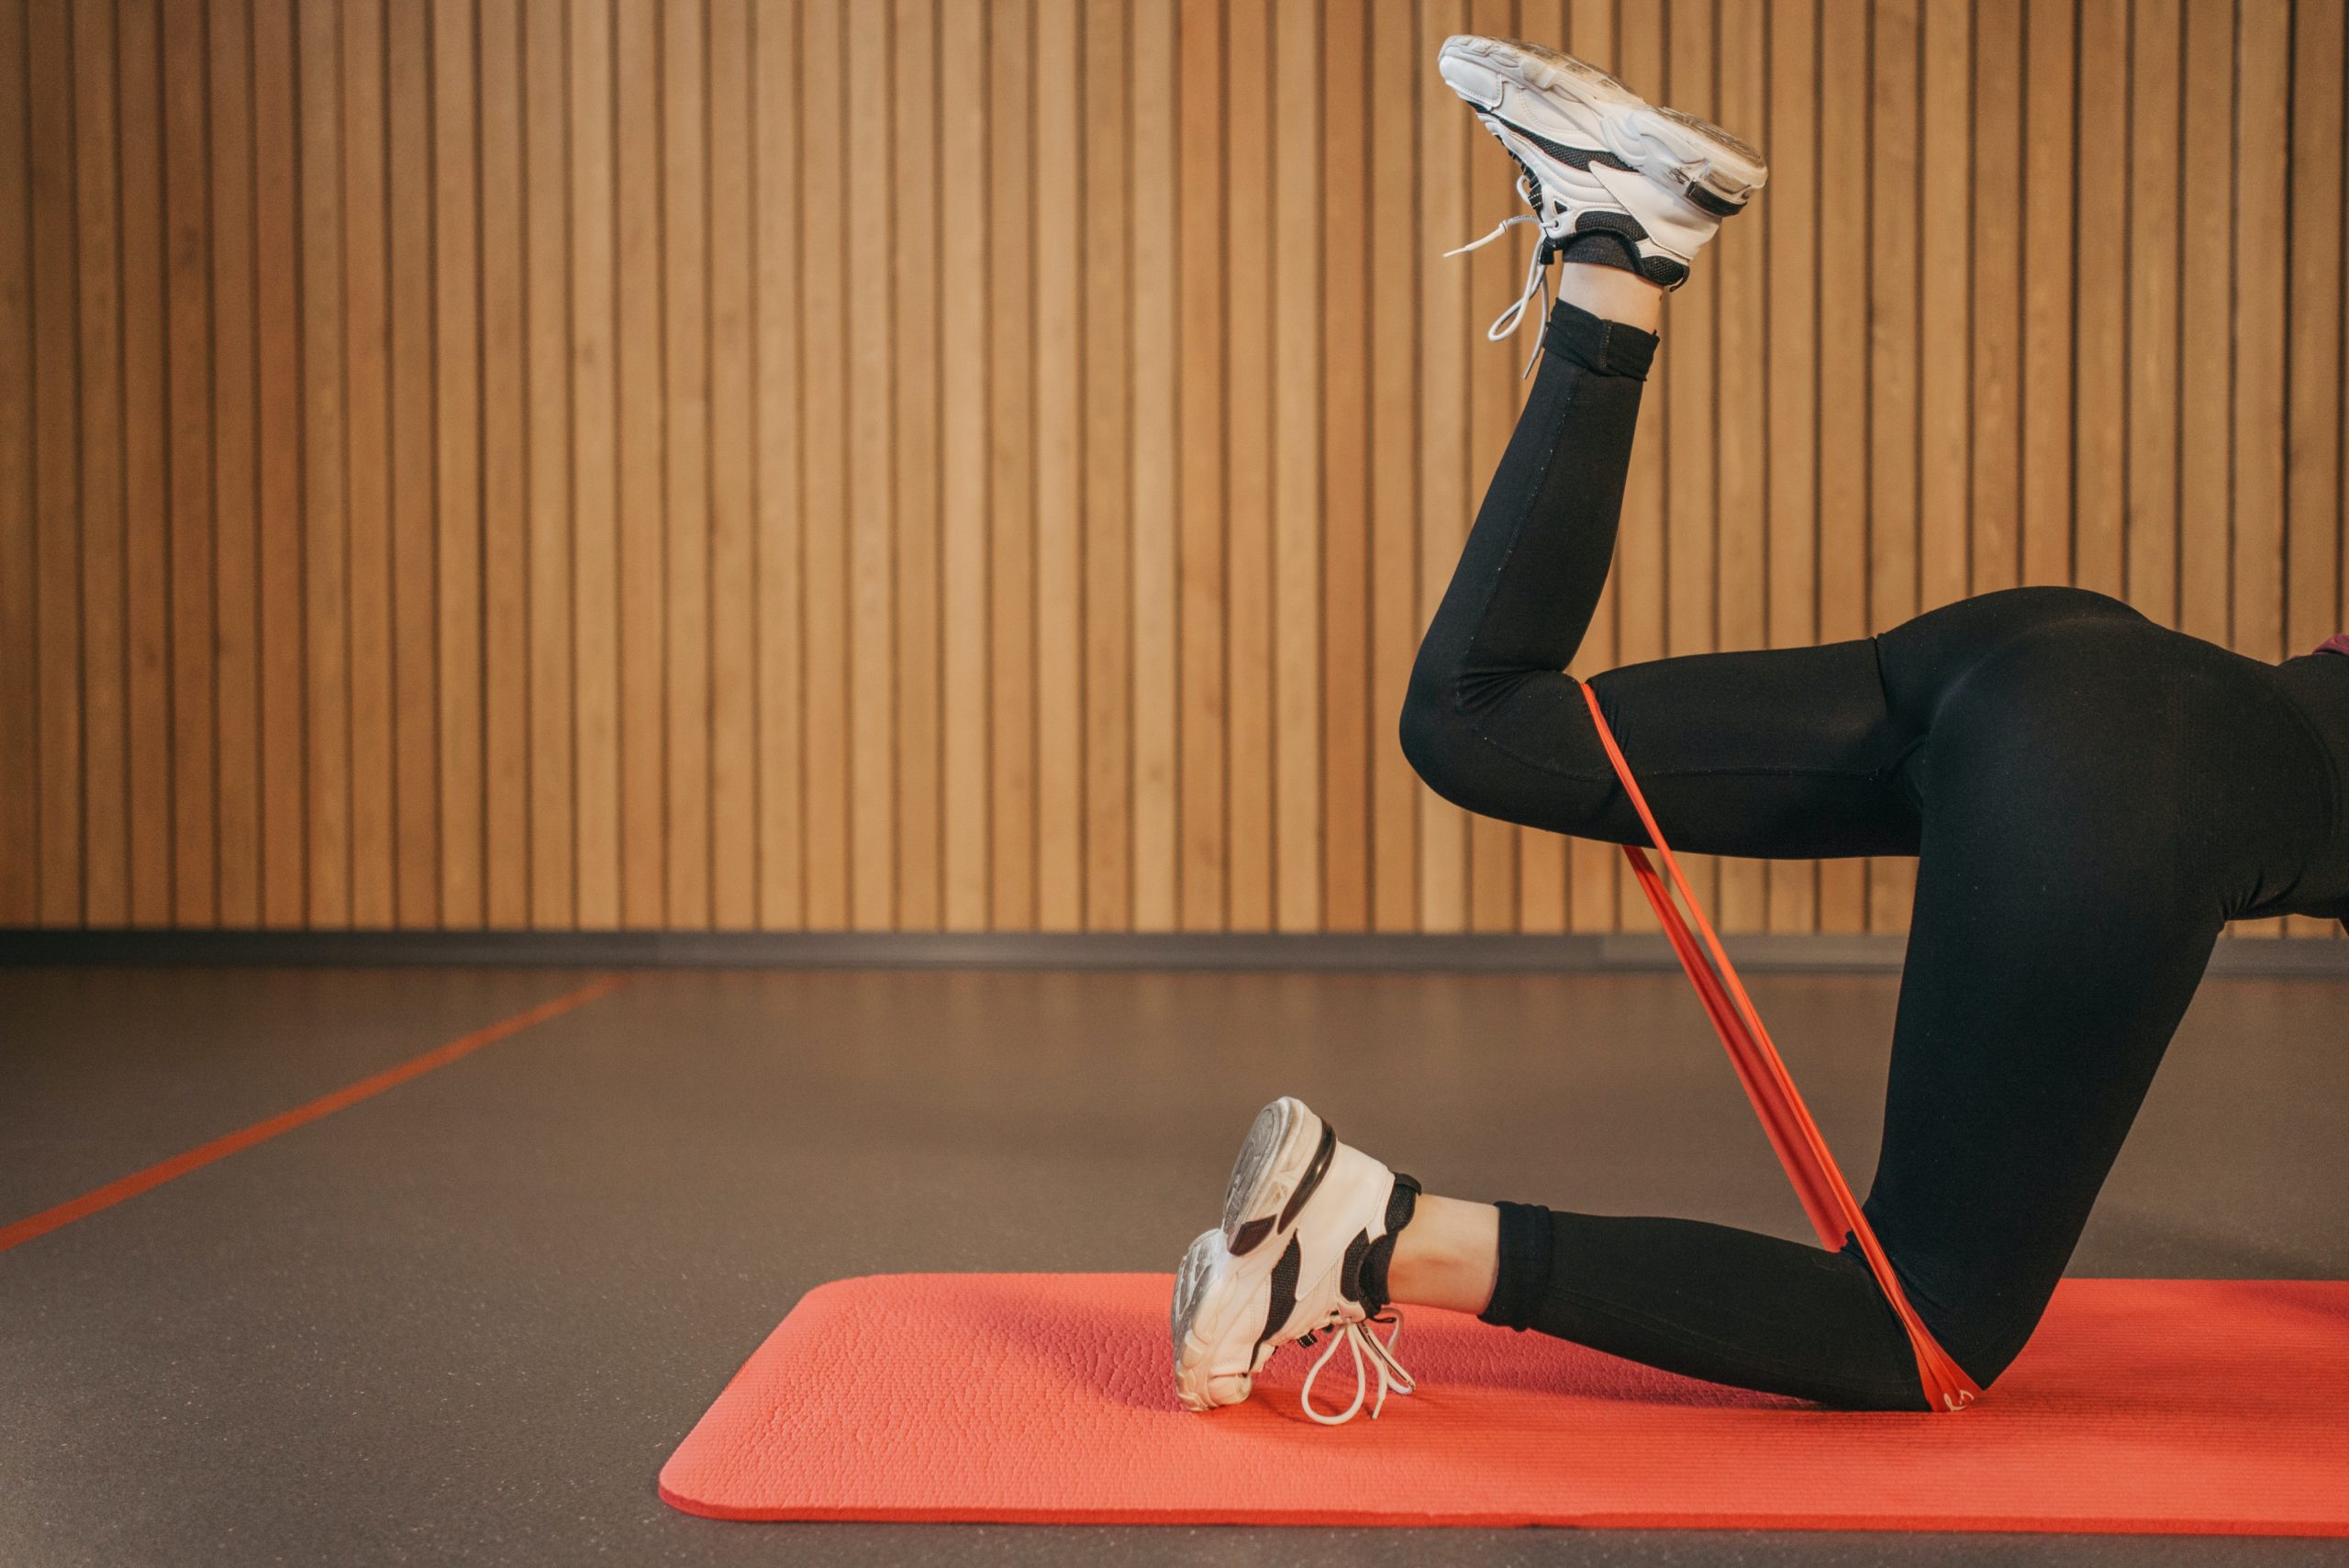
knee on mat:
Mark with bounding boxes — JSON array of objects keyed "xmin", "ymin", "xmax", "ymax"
[{"xmin": 1892, "ymin": 1287, "xmax": 2047, "ymax": 1408}]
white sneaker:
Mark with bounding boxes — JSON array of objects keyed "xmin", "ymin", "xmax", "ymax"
[
  {"xmin": 1170, "ymin": 1097, "xmax": 1421, "ymax": 1425},
  {"xmin": 1437, "ymin": 34, "xmax": 1767, "ymax": 338}
]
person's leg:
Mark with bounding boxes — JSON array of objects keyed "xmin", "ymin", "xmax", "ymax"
[
  {"xmin": 1390, "ymin": 594, "xmax": 2340, "ymax": 1409},
  {"xmin": 1388, "ymin": 265, "xmax": 1943, "ymax": 1406},
  {"xmin": 1399, "ymin": 271, "xmax": 1922, "ymax": 862}
]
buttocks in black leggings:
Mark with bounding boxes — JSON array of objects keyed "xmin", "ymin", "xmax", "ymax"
[{"xmin": 1400, "ymin": 298, "xmax": 2349, "ymax": 1410}]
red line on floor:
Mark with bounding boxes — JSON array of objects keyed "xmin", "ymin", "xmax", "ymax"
[{"xmin": 0, "ymin": 973, "xmax": 632, "ymax": 1256}]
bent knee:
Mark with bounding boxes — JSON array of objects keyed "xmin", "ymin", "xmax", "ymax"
[
  {"xmin": 1397, "ymin": 679, "xmax": 1485, "ymax": 813},
  {"xmin": 1398, "ymin": 673, "xmax": 1620, "ymax": 836}
]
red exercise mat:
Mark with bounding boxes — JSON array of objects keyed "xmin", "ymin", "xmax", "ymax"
[{"xmin": 660, "ymin": 1273, "xmax": 2349, "ymax": 1534}]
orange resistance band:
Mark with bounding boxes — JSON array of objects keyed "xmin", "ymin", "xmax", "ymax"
[{"xmin": 1578, "ymin": 682, "xmax": 1981, "ymax": 1413}]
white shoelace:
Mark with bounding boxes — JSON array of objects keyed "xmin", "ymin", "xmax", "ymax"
[
  {"xmin": 1297, "ymin": 1310, "xmax": 1417, "ymax": 1426},
  {"xmin": 1442, "ymin": 176, "xmax": 1561, "ymax": 379}
]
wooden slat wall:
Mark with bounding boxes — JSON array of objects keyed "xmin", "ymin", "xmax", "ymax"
[{"xmin": 5, "ymin": 0, "xmax": 2344, "ymax": 936}]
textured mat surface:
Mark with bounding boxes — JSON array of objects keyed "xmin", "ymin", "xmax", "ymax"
[{"xmin": 660, "ymin": 1273, "xmax": 2349, "ymax": 1534}]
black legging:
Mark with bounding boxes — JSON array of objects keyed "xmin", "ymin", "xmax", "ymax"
[{"xmin": 1401, "ymin": 298, "xmax": 2349, "ymax": 1410}]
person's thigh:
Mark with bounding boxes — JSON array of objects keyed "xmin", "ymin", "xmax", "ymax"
[
  {"xmin": 1586, "ymin": 637, "xmax": 1924, "ymax": 857},
  {"xmin": 1411, "ymin": 636, "xmax": 1925, "ymax": 858}
]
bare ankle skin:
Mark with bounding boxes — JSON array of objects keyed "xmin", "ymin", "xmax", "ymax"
[
  {"xmin": 1553, "ymin": 259, "xmax": 1664, "ymax": 333},
  {"xmin": 1386, "ymin": 1193, "xmax": 1502, "ymax": 1315}
]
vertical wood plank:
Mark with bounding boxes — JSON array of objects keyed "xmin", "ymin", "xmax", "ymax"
[
  {"xmin": 752, "ymin": 0, "xmax": 806, "ymax": 929},
  {"xmin": 1225, "ymin": 0, "xmax": 1274, "ymax": 930},
  {"xmin": 1919, "ymin": 0, "xmax": 1971, "ymax": 623},
  {"xmin": 2287, "ymin": 0, "xmax": 2343, "ymax": 658},
  {"xmin": 481, "ymin": 0, "xmax": 531, "ymax": 928},
  {"xmin": 1084, "ymin": 0, "xmax": 1133, "ymax": 929},
  {"xmin": 523, "ymin": 0, "xmax": 574, "ymax": 927},
  {"xmin": 1032, "ymin": 0, "xmax": 1080, "ymax": 929},
  {"xmin": 1417, "ymin": 0, "xmax": 1469, "ymax": 935},
  {"xmin": 76, "ymin": 0, "xmax": 129, "ymax": 924},
  {"xmin": 987, "ymin": 0, "xmax": 1036, "ymax": 929},
  {"xmin": 1765, "ymin": 0, "xmax": 1820, "ymax": 935},
  {"xmin": 349, "ymin": 0, "xmax": 396, "ymax": 929},
  {"xmin": 2126, "ymin": 0, "xmax": 2181, "ymax": 624},
  {"xmin": 1038, "ymin": 0, "xmax": 1080, "ymax": 929},
  {"xmin": 29, "ymin": 0, "xmax": 84, "ymax": 924},
  {"xmin": 776, "ymin": 0, "xmax": 841, "ymax": 927},
  {"xmin": 845, "ymin": 0, "xmax": 897, "ymax": 929},
  {"xmin": 1866, "ymin": 0, "xmax": 1920, "ymax": 935},
  {"xmin": 613, "ymin": 0, "xmax": 665, "ymax": 927},
  {"xmin": 1320, "ymin": 0, "xmax": 1369, "ymax": 932},
  {"xmin": 893, "ymin": 0, "xmax": 942, "ymax": 929},
  {"xmin": 1814, "ymin": 0, "xmax": 1867, "ymax": 933},
  {"xmin": 2073, "ymin": 0, "xmax": 2127, "ymax": 598},
  {"xmin": 2176, "ymin": 0, "xmax": 2232, "ymax": 643},
  {"xmin": 126, "ymin": 0, "xmax": 174, "ymax": 925},
  {"xmin": 2020, "ymin": 0, "xmax": 2076, "ymax": 590},
  {"xmin": 938, "ymin": 0, "xmax": 987, "ymax": 929},
  {"xmin": 2230, "ymin": 0, "xmax": 2288, "ymax": 663},
  {"xmin": 253, "ymin": 0, "xmax": 305, "ymax": 925},
  {"xmin": 1176, "ymin": 0, "xmax": 1221, "ymax": 929},
  {"xmin": 295, "ymin": 0, "xmax": 348, "ymax": 925},
  {"xmin": 570, "ymin": 0, "xmax": 623, "ymax": 926},
  {"xmin": 662, "ymin": 0, "xmax": 713, "ymax": 928},
  {"xmin": 203, "ymin": 0, "xmax": 258, "ymax": 925},
  {"xmin": 1130, "ymin": 0, "xmax": 1178, "ymax": 930},
  {"xmin": 162, "ymin": 0, "xmax": 217, "ymax": 925},
  {"xmin": 0, "ymin": 0, "xmax": 29, "ymax": 923},
  {"xmin": 435, "ymin": 0, "xmax": 485, "ymax": 927},
  {"xmin": 1970, "ymin": 0, "xmax": 2021, "ymax": 598},
  {"xmin": 211, "ymin": 0, "xmax": 260, "ymax": 925},
  {"xmin": 709, "ymin": 0, "xmax": 756, "ymax": 929},
  {"xmin": 1367, "ymin": 0, "xmax": 1417, "ymax": 931},
  {"xmin": 1274, "ymin": 0, "xmax": 1321, "ymax": 932},
  {"xmin": 1716, "ymin": 0, "xmax": 1768, "ymax": 933},
  {"xmin": 388, "ymin": 0, "xmax": 438, "ymax": 928}
]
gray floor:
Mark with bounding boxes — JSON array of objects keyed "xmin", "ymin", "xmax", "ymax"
[{"xmin": 2, "ymin": 963, "xmax": 2345, "ymax": 1568}]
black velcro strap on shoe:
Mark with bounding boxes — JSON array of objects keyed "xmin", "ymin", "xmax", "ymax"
[
  {"xmin": 1385, "ymin": 1172, "xmax": 1422, "ymax": 1240},
  {"xmin": 1259, "ymin": 1235, "xmax": 1303, "ymax": 1348}
]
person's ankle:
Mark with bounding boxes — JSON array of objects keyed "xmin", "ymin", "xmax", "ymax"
[
  {"xmin": 1551, "ymin": 258, "xmax": 1664, "ymax": 334},
  {"xmin": 1386, "ymin": 1194, "xmax": 1502, "ymax": 1315}
]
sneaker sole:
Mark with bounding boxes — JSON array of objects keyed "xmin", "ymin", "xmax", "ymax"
[
  {"xmin": 1172, "ymin": 1097, "xmax": 1341, "ymax": 1411},
  {"xmin": 1440, "ymin": 35, "xmax": 1766, "ymax": 206},
  {"xmin": 1169, "ymin": 1228, "xmax": 1224, "ymax": 1408},
  {"xmin": 1170, "ymin": 1228, "xmax": 1281, "ymax": 1411},
  {"xmin": 1219, "ymin": 1096, "xmax": 1337, "ymax": 1259}
]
